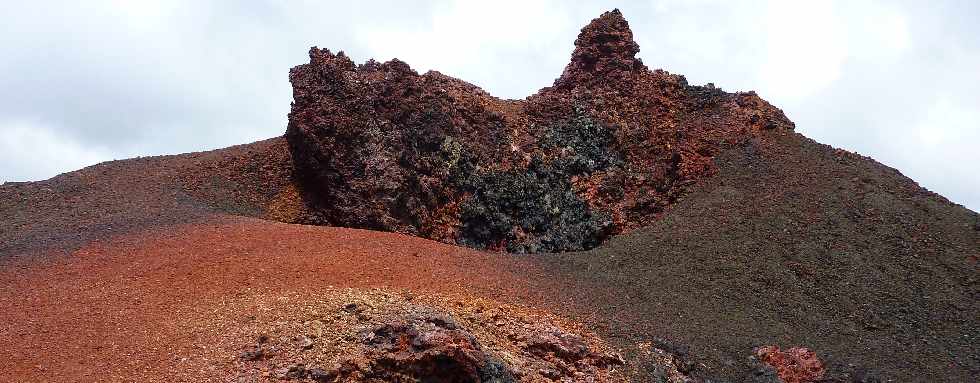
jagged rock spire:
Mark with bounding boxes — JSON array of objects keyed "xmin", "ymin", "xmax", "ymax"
[{"xmin": 554, "ymin": 9, "xmax": 645, "ymax": 89}]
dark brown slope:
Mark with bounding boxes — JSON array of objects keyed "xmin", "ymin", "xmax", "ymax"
[
  {"xmin": 0, "ymin": 137, "xmax": 297, "ymax": 257},
  {"xmin": 532, "ymin": 130, "xmax": 979, "ymax": 381}
]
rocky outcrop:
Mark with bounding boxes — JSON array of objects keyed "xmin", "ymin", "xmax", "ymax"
[
  {"xmin": 230, "ymin": 290, "xmax": 639, "ymax": 382},
  {"xmin": 327, "ymin": 316, "xmax": 515, "ymax": 382},
  {"xmin": 285, "ymin": 9, "xmax": 794, "ymax": 252},
  {"xmin": 754, "ymin": 346, "xmax": 826, "ymax": 383}
]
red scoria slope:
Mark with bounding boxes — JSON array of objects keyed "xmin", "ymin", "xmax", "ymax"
[{"xmin": 1, "ymin": 8, "xmax": 978, "ymax": 383}]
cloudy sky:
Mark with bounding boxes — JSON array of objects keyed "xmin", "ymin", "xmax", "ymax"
[{"xmin": 1, "ymin": 0, "xmax": 977, "ymax": 211}]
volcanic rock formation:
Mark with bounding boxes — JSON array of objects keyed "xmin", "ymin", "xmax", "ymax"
[{"xmin": 285, "ymin": 9, "xmax": 794, "ymax": 252}]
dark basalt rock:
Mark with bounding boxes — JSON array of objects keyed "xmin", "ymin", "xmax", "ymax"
[{"xmin": 285, "ymin": 9, "xmax": 794, "ymax": 252}]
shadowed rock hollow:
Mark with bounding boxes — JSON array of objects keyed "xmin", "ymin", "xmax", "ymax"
[{"xmin": 284, "ymin": 9, "xmax": 794, "ymax": 253}]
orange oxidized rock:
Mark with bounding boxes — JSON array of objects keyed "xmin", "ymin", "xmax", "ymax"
[{"xmin": 756, "ymin": 345, "xmax": 826, "ymax": 383}]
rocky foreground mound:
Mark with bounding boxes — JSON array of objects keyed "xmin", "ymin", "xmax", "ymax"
[{"xmin": 284, "ymin": 9, "xmax": 793, "ymax": 252}]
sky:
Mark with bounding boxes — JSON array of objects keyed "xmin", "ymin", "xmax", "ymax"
[{"xmin": 1, "ymin": 0, "xmax": 977, "ymax": 211}]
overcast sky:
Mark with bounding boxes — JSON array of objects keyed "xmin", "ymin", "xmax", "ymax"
[{"xmin": 1, "ymin": 0, "xmax": 977, "ymax": 211}]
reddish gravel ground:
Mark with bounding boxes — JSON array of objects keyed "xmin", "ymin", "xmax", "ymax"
[{"xmin": 0, "ymin": 216, "xmax": 568, "ymax": 382}]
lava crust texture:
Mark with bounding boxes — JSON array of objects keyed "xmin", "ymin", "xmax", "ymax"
[{"xmin": 285, "ymin": 9, "xmax": 794, "ymax": 252}]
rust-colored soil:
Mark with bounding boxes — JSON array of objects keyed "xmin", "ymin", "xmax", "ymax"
[{"xmin": 0, "ymin": 216, "xmax": 583, "ymax": 382}]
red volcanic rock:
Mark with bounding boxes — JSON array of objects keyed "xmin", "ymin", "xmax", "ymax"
[
  {"xmin": 756, "ymin": 345, "xmax": 826, "ymax": 383},
  {"xmin": 285, "ymin": 312, "xmax": 626, "ymax": 382},
  {"xmin": 553, "ymin": 9, "xmax": 644, "ymax": 90},
  {"xmin": 285, "ymin": 9, "xmax": 794, "ymax": 252},
  {"xmin": 336, "ymin": 317, "xmax": 508, "ymax": 382},
  {"xmin": 285, "ymin": 49, "xmax": 517, "ymax": 244}
]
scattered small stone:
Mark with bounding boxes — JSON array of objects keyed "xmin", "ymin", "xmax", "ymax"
[
  {"xmin": 239, "ymin": 347, "xmax": 266, "ymax": 361},
  {"xmin": 677, "ymin": 359, "xmax": 696, "ymax": 373},
  {"xmin": 273, "ymin": 367, "xmax": 289, "ymax": 380},
  {"xmin": 539, "ymin": 367, "xmax": 561, "ymax": 379},
  {"xmin": 285, "ymin": 363, "xmax": 306, "ymax": 379},
  {"xmin": 307, "ymin": 367, "xmax": 337, "ymax": 382},
  {"xmin": 296, "ymin": 335, "xmax": 315, "ymax": 350}
]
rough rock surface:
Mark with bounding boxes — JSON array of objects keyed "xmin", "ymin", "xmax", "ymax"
[
  {"xmin": 285, "ymin": 9, "xmax": 794, "ymax": 253},
  {"xmin": 222, "ymin": 289, "xmax": 652, "ymax": 383},
  {"xmin": 754, "ymin": 346, "xmax": 825, "ymax": 383}
]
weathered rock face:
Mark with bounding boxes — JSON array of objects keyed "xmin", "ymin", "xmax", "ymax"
[
  {"xmin": 754, "ymin": 346, "xmax": 826, "ymax": 383},
  {"xmin": 285, "ymin": 9, "xmax": 794, "ymax": 252},
  {"xmin": 230, "ymin": 290, "xmax": 640, "ymax": 382},
  {"xmin": 329, "ymin": 316, "xmax": 515, "ymax": 382}
]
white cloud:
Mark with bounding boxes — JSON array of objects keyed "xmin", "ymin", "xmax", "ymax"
[
  {"xmin": 760, "ymin": 1, "xmax": 848, "ymax": 102},
  {"xmin": 357, "ymin": 0, "xmax": 578, "ymax": 98},
  {"xmin": 0, "ymin": 119, "xmax": 113, "ymax": 182},
  {"xmin": 897, "ymin": 97, "xmax": 980, "ymax": 205}
]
